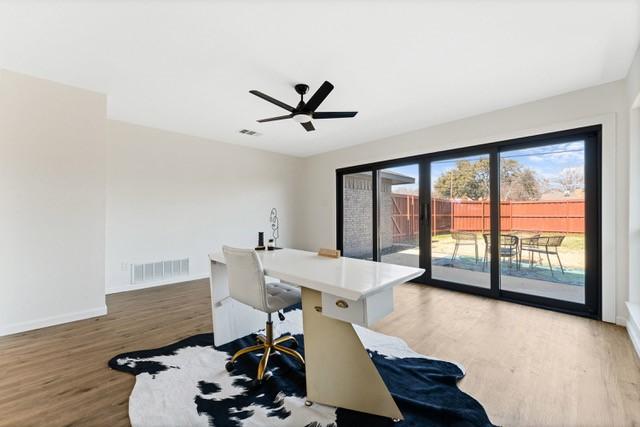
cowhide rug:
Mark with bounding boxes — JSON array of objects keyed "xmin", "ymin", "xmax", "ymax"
[{"xmin": 109, "ymin": 307, "xmax": 494, "ymax": 427}]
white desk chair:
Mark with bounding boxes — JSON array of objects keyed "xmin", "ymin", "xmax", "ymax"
[{"xmin": 222, "ymin": 246, "xmax": 304, "ymax": 384}]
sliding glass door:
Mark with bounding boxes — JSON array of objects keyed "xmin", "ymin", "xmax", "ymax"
[
  {"xmin": 379, "ymin": 164, "xmax": 421, "ymax": 268},
  {"xmin": 430, "ymin": 154, "xmax": 491, "ymax": 289},
  {"xmin": 338, "ymin": 162, "xmax": 424, "ymax": 270},
  {"xmin": 337, "ymin": 126, "xmax": 601, "ymax": 318},
  {"xmin": 499, "ymin": 141, "xmax": 587, "ymax": 304}
]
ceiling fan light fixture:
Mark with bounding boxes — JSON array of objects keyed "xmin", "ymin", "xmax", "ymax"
[{"xmin": 292, "ymin": 113, "xmax": 312, "ymax": 123}]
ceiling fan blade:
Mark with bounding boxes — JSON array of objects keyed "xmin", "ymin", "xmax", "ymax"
[
  {"xmin": 257, "ymin": 114, "xmax": 293, "ymax": 123},
  {"xmin": 301, "ymin": 121, "xmax": 315, "ymax": 132},
  {"xmin": 303, "ymin": 81, "xmax": 334, "ymax": 112},
  {"xmin": 249, "ymin": 90, "xmax": 295, "ymax": 112},
  {"xmin": 313, "ymin": 111, "xmax": 358, "ymax": 119}
]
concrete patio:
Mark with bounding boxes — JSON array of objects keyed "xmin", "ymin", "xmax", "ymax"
[{"xmin": 383, "ymin": 247, "xmax": 585, "ymax": 304}]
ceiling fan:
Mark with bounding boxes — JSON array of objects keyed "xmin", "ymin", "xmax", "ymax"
[{"xmin": 249, "ymin": 81, "xmax": 357, "ymax": 132}]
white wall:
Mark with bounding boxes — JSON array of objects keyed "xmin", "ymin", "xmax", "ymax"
[
  {"xmin": 0, "ymin": 70, "xmax": 107, "ymax": 336},
  {"xmin": 627, "ymin": 47, "xmax": 640, "ymax": 306},
  {"xmin": 105, "ymin": 120, "xmax": 302, "ymax": 293},
  {"xmin": 625, "ymin": 47, "xmax": 640, "ymax": 357},
  {"xmin": 295, "ymin": 80, "xmax": 628, "ymax": 324}
]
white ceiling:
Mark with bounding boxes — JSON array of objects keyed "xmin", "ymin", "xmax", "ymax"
[{"xmin": 0, "ymin": 1, "xmax": 638, "ymax": 157}]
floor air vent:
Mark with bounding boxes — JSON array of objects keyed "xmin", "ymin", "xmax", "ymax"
[{"xmin": 130, "ymin": 258, "xmax": 189, "ymax": 284}]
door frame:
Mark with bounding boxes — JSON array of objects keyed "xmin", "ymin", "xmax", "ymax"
[{"xmin": 336, "ymin": 125, "xmax": 602, "ymax": 319}]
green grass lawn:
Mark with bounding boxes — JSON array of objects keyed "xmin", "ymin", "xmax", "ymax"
[{"xmin": 546, "ymin": 233, "xmax": 584, "ymax": 251}]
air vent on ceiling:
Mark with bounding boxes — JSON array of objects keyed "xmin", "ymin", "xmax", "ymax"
[{"xmin": 239, "ymin": 129, "xmax": 261, "ymax": 136}]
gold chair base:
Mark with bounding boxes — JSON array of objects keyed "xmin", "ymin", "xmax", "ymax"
[{"xmin": 226, "ymin": 319, "xmax": 305, "ymax": 381}]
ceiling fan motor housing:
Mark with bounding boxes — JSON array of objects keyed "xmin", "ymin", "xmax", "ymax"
[{"xmin": 294, "ymin": 84, "xmax": 309, "ymax": 96}]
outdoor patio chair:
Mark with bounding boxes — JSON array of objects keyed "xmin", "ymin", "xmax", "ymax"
[
  {"xmin": 482, "ymin": 233, "xmax": 520, "ymax": 271},
  {"xmin": 450, "ymin": 231, "xmax": 479, "ymax": 266},
  {"xmin": 518, "ymin": 233, "xmax": 540, "ymax": 266},
  {"xmin": 520, "ymin": 235, "xmax": 565, "ymax": 276}
]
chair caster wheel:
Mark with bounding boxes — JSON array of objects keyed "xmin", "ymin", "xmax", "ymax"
[
  {"xmin": 250, "ymin": 374, "xmax": 270, "ymax": 389},
  {"xmin": 304, "ymin": 400, "xmax": 313, "ymax": 407},
  {"xmin": 225, "ymin": 361, "xmax": 234, "ymax": 372},
  {"xmin": 250, "ymin": 371, "xmax": 271, "ymax": 389}
]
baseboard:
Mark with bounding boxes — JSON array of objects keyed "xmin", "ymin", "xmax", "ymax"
[
  {"xmin": 626, "ymin": 302, "xmax": 640, "ymax": 360},
  {"xmin": 616, "ymin": 315, "xmax": 628, "ymax": 327},
  {"xmin": 0, "ymin": 305, "xmax": 107, "ymax": 337},
  {"xmin": 106, "ymin": 274, "xmax": 208, "ymax": 295}
]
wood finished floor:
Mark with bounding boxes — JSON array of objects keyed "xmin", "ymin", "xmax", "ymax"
[{"xmin": 0, "ymin": 280, "xmax": 638, "ymax": 426}]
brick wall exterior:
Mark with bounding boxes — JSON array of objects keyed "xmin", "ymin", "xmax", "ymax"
[{"xmin": 342, "ymin": 174, "xmax": 394, "ymax": 259}]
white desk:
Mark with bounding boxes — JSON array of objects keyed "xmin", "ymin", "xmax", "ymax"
[{"xmin": 209, "ymin": 248, "xmax": 424, "ymax": 420}]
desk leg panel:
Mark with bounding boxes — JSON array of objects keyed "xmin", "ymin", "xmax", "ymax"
[{"xmin": 301, "ymin": 288, "xmax": 403, "ymax": 420}]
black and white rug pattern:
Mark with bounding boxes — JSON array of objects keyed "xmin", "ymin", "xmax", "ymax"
[{"xmin": 109, "ymin": 307, "xmax": 494, "ymax": 426}]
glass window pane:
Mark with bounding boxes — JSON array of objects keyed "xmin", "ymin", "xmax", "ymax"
[
  {"xmin": 342, "ymin": 172, "xmax": 373, "ymax": 260},
  {"xmin": 380, "ymin": 164, "xmax": 420, "ymax": 267},
  {"xmin": 430, "ymin": 154, "xmax": 491, "ymax": 289},
  {"xmin": 499, "ymin": 141, "xmax": 585, "ymax": 303}
]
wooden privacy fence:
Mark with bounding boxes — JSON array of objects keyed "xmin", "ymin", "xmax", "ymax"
[{"xmin": 390, "ymin": 194, "xmax": 585, "ymax": 242}]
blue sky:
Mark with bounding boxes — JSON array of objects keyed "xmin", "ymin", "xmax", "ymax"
[
  {"xmin": 382, "ymin": 140, "xmax": 585, "ymax": 194},
  {"xmin": 500, "ymin": 140, "xmax": 584, "ymax": 182},
  {"xmin": 382, "ymin": 164, "xmax": 420, "ymax": 193}
]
